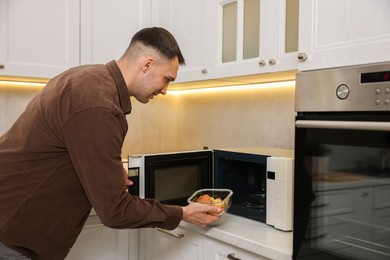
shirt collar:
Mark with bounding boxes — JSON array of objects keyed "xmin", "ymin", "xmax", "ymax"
[{"xmin": 106, "ymin": 60, "xmax": 132, "ymax": 114}]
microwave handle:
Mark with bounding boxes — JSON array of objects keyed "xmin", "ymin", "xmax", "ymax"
[{"xmin": 295, "ymin": 120, "xmax": 390, "ymax": 131}]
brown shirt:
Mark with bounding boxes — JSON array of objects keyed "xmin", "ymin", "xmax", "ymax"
[{"xmin": 0, "ymin": 61, "xmax": 183, "ymax": 260}]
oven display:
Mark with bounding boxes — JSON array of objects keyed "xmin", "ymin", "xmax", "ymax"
[{"xmin": 361, "ymin": 70, "xmax": 390, "ymax": 83}]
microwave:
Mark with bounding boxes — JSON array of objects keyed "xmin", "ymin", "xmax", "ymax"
[{"xmin": 127, "ymin": 147, "xmax": 294, "ymax": 231}]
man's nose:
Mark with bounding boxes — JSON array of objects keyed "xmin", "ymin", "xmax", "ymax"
[{"xmin": 160, "ymin": 85, "xmax": 169, "ymax": 95}]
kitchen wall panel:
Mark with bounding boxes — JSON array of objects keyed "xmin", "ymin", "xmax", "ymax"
[
  {"xmin": 0, "ymin": 82, "xmax": 295, "ymax": 157},
  {"xmin": 122, "ymin": 94, "xmax": 179, "ymax": 155},
  {"xmin": 122, "ymin": 83, "xmax": 295, "ymax": 155},
  {"xmin": 174, "ymin": 85, "xmax": 295, "ymax": 151},
  {"xmin": 0, "ymin": 85, "xmax": 41, "ymax": 134}
]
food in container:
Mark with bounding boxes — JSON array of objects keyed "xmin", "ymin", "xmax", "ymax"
[{"xmin": 187, "ymin": 189, "xmax": 233, "ymax": 214}]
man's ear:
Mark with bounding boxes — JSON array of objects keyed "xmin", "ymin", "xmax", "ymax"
[{"xmin": 142, "ymin": 57, "xmax": 154, "ymax": 73}]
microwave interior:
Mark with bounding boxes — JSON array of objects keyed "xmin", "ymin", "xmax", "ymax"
[
  {"xmin": 144, "ymin": 151, "xmax": 213, "ymax": 206},
  {"xmin": 214, "ymin": 150, "xmax": 268, "ymax": 222}
]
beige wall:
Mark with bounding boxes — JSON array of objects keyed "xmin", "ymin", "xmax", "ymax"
[
  {"xmin": 0, "ymin": 85, "xmax": 41, "ymax": 134},
  {"xmin": 123, "ymin": 94, "xmax": 179, "ymax": 155},
  {"xmin": 1, "ymin": 83, "xmax": 296, "ymax": 157},
  {"xmin": 122, "ymin": 83, "xmax": 296, "ymax": 156}
]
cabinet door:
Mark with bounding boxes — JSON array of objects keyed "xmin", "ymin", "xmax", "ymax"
[
  {"xmin": 210, "ymin": 0, "xmax": 271, "ymax": 79},
  {"xmin": 151, "ymin": 0, "xmax": 212, "ymax": 83},
  {"xmin": 80, "ymin": 0, "xmax": 152, "ymax": 65},
  {"xmin": 65, "ymin": 225, "xmax": 131, "ymax": 260},
  {"xmin": 298, "ymin": 0, "xmax": 390, "ymax": 71},
  {"xmin": 139, "ymin": 227, "xmax": 207, "ymax": 260},
  {"xmin": 210, "ymin": 0, "xmax": 298, "ymax": 79},
  {"xmin": 0, "ymin": 0, "xmax": 80, "ymax": 78},
  {"xmin": 207, "ymin": 238, "xmax": 269, "ymax": 260},
  {"xmin": 268, "ymin": 0, "xmax": 299, "ymax": 72}
]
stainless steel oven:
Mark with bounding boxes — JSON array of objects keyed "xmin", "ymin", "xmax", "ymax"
[{"xmin": 294, "ymin": 63, "xmax": 390, "ymax": 260}]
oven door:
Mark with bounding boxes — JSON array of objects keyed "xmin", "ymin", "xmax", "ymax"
[{"xmin": 294, "ymin": 113, "xmax": 390, "ymax": 260}]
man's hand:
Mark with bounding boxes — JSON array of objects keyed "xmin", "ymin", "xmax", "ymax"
[
  {"xmin": 181, "ymin": 203, "xmax": 224, "ymax": 227},
  {"xmin": 123, "ymin": 168, "xmax": 133, "ymax": 187}
]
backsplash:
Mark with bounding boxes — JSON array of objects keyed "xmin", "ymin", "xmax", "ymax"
[
  {"xmin": 0, "ymin": 82, "xmax": 296, "ymax": 156},
  {"xmin": 122, "ymin": 82, "xmax": 296, "ymax": 155},
  {"xmin": 0, "ymin": 85, "xmax": 41, "ymax": 134}
]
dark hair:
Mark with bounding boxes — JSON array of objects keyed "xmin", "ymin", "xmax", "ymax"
[{"xmin": 130, "ymin": 27, "xmax": 185, "ymax": 65}]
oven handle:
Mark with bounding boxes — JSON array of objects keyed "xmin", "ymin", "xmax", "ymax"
[{"xmin": 295, "ymin": 120, "xmax": 390, "ymax": 131}]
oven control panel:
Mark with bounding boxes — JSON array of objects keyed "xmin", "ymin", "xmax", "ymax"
[{"xmin": 295, "ymin": 62, "xmax": 390, "ymax": 112}]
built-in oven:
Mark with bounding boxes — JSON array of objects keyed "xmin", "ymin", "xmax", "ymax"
[{"xmin": 294, "ymin": 63, "xmax": 390, "ymax": 260}]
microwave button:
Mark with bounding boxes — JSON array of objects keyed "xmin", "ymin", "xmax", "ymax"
[{"xmin": 267, "ymin": 171, "xmax": 275, "ymax": 180}]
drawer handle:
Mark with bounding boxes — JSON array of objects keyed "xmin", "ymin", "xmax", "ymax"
[
  {"xmin": 157, "ymin": 228, "xmax": 184, "ymax": 239},
  {"xmin": 201, "ymin": 68, "xmax": 208, "ymax": 74},
  {"xmin": 0, "ymin": 64, "xmax": 4, "ymax": 69},
  {"xmin": 227, "ymin": 253, "xmax": 241, "ymax": 260}
]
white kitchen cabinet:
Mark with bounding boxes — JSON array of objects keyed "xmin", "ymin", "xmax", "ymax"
[
  {"xmin": 0, "ymin": 0, "xmax": 80, "ymax": 79},
  {"xmin": 0, "ymin": 0, "xmax": 152, "ymax": 79},
  {"xmin": 150, "ymin": 0, "xmax": 213, "ymax": 83},
  {"xmin": 80, "ymin": 0, "xmax": 152, "ymax": 65},
  {"xmin": 151, "ymin": 0, "xmax": 298, "ymax": 83},
  {"xmin": 139, "ymin": 226, "xmax": 207, "ymax": 260},
  {"xmin": 298, "ymin": 0, "xmax": 390, "ymax": 71},
  {"xmin": 209, "ymin": 0, "xmax": 299, "ymax": 79},
  {"xmin": 207, "ymin": 238, "xmax": 270, "ymax": 260},
  {"xmin": 65, "ymin": 211, "xmax": 138, "ymax": 260},
  {"xmin": 65, "ymin": 224, "xmax": 130, "ymax": 260}
]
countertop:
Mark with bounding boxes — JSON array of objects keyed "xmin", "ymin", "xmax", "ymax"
[{"xmin": 179, "ymin": 213, "xmax": 293, "ymax": 260}]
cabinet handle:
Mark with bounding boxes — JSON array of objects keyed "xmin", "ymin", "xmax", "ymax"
[
  {"xmin": 298, "ymin": 52, "xmax": 308, "ymax": 61},
  {"xmin": 0, "ymin": 64, "xmax": 4, "ymax": 69},
  {"xmin": 268, "ymin": 59, "xmax": 276, "ymax": 66},
  {"xmin": 201, "ymin": 68, "xmax": 208, "ymax": 74},
  {"xmin": 157, "ymin": 228, "xmax": 184, "ymax": 239},
  {"xmin": 258, "ymin": 60, "xmax": 266, "ymax": 67},
  {"xmin": 83, "ymin": 223, "xmax": 104, "ymax": 229},
  {"xmin": 227, "ymin": 253, "xmax": 242, "ymax": 260}
]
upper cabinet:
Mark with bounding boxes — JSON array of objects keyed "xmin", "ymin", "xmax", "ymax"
[
  {"xmin": 151, "ymin": 0, "xmax": 299, "ymax": 83},
  {"xmin": 3, "ymin": 0, "xmax": 390, "ymax": 81},
  {"xmin": 80, "ymin": 0, "xmax": 152, "ymax": 65},
  {"xmin": 210, "ymin": 0, "xmax": 299, "ymax": 79},
  {"xmin": 150, "ymin": 0, "xmax": 213, "ymax": 83},
  {"xmin": 298, "ymin": 0, "xmax": 390, "ymax": 71},
  {"xmin": 0, "ymin": 0, "xmax": 152, "ymax": 79},
  {"xmin": 0, "ymin": 0, "xmax": 80, "ymax": 79}
]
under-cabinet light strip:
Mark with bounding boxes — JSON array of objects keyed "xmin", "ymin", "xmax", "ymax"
[
  {"xmin": 0, "ymin": 80, "xmax": 47, "ymax": 88},
  {"xmin": 168, "ymin": 80, "xmax": 295, "ymax": 95},
  {"xmin": 0, "ymin": 80, "xmax": 295, "ymax": 93}
]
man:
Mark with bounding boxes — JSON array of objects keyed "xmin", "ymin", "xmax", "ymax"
[{"xmin": 0, "ymin": 27, "xmax": 222, "ymax": 260}]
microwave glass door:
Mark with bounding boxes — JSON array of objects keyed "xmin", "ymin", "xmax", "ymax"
[
  {"xmin": 154, "ymin": 164, "xmax": 198, "ymax": 201},
  {"xmin": 144, "ymin": 151, "xmax": 212, "ymax": 206},
  {"xmin": 294, "ymin": 121, "xmax": 390, "ymax": 260}
]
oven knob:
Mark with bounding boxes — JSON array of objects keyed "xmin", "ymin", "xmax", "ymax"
[
  {"xmin": 374, "ymin": 98, "xmax": 381, "ymax": 105},
  {"xmin": 385, "ymin": 99, "xmax": 390, "ymax": 105},
  {"xmin": 375, "ymin": 88, "xmax": 381, "ymax": 94},
  {"xmin": 336, "ymin": 84, "xmax": 349, "ymax": 100},
  {"xmin": 385, "ymin": 88, "xmax": 390, "ymax": 94}
]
